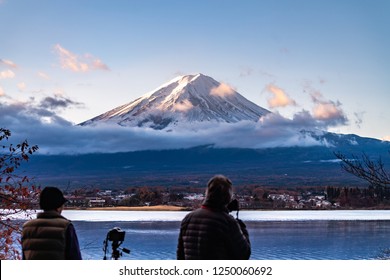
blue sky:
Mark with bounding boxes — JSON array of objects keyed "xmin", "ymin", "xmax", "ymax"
[{"xmin": 0, "ymin": 0, "xmax": 389, "ymax": 153}]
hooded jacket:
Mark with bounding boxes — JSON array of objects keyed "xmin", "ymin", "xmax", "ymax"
[{"xmin": 177, "ymin": 203, "xmax": 251, "ymax": 260}]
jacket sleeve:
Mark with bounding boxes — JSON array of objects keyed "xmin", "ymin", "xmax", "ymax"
[
  {"xmin": 65, "ymin": 223, "xmax": 82, "ymax": 260},
  {"xmin": 229, "ymin": 217, "xmax": 251, "ymax": 259},
  {"xmin": 177, "ymin": 230, "xmax": 184, "ymax": 260},
  {"xmin": 176, "ymin": 217, "xmax": 188, "ymax": 260}
]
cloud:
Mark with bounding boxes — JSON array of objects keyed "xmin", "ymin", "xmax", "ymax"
[
  {"xmin": 310, "ymin": 92, "xmax": 348, "ymax": 126},
  {"xmin": 1, "ymin": 93, "xmax": 83, "ymax": 128},
  {"xmin": 0, "ymin": 86, "xmax": 351, "ymax": 155},
  {"xmin": 37, "ymin": 71, "xmax": 50, "ymax": 80},
  {"xmin": 266, "ymin": 84, "xmax": 297, "ymax": 108},
  {"xmin": 17, "ymin": 82, "xmax": 26, "ymax": 92},
  {"xmin": 354, "ymin": 111, "xmax": 365, "ymax": 128},
  {"xmin": 0, "ymin": 59, "xmax": 18, "ymax": 68},
  {"xmin": 239, "ymin": 67, "xmax": 254, "ymax": 77},
  {"xmin": 0, "ymin": 100, "xmax": 72, "ymax": 128},
  {"xmin": 39, "ymin": 95, "xmax": 84, "ymax": 110},
  {"xmin": 90, "ymin": 57, "xmax": 109, "ymax": 71},
  {"xmin": 172, "ymin": 99, "xmax": 194, "ymax": 112},
  {"xmin": 210, "ymin": 83, "xmax": 235, "ymax": 97},
  {"xmin": 53, "ymin": 44, "xmax": 109, "ymax": 72},
  {"xmin": 0, "ymin": 86, "xmax": 5, "ymax": 96},
  {"xmin": 0, "ymin": 69, "xmax": 15, "ymax": 79},
  {"xmin": 1, "ymin": 97, "xmax": 336, "ymax": 155}
]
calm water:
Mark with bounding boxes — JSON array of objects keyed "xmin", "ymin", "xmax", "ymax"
[{"xmin": 57, "ymin": 210, "xmax": 390, "ymax": 260}]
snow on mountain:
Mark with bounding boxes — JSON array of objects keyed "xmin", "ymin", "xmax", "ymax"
[{"xmin": 80, "ymin": 73, "xmax": 270, "ymax": 130}]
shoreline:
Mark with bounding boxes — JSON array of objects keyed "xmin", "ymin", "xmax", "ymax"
[
  {"xmin": 65, "ymin": 205, "xmax": 390, "ymax": 211},
  {"xmin": 69, "ymin": 205, "xmax": 188, "ymax": 211}
]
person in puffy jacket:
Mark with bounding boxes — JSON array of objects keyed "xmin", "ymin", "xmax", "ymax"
[
  {"xmin": 22, "ymin": 187, "xmax": 82, "ymax": 260},
  {"xmin": 177, "ymin": 175, "xmax": 251, "ymax": 260}
]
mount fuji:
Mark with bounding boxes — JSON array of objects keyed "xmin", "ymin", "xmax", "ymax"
[{"xmin": 80, "ymin": 73, "xmax": 270, "ymax": 129}]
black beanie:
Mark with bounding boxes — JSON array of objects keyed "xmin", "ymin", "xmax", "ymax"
[{"xmin": 39, "ymin": 187, "xmax": 67, "ymax": 210}]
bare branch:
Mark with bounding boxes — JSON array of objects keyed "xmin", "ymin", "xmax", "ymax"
[{"xmin": 334, "ymin": 151, "xmax": 390, "ymax": 188}]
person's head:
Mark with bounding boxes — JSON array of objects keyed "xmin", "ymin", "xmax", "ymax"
[
  {"xmin": 204, "ymin": 175, "xmax": 233, "ymax": 207},
  {"xmin": 39, "ymin": 187, "xmax": 67, "ymax": 212}
]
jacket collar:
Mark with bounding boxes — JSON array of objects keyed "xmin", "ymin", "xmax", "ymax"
[
  {"xmin": 37, "ymin": 210, "xmax": 66, "ymax": 220},
  {"xmin": 201, "ymin": 202, "xmax": 229, "ymax": 213}
]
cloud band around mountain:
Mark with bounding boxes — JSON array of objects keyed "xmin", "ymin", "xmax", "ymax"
[{"xmin": 1, "ymin": 97, "xmax": 348, "ymax": 154}]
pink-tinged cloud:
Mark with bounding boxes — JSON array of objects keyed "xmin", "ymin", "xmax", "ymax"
[
  {"xmin": 310, "ymin": 92, "xmax": 348, "ymax": 125},
  {"xmin": 210, "ymin": 83, "xmax": 235, "ymax": 97},
  {"xmin": 0, "ymin": 86, "xmax": 5, "ymax": 96},
  {"xmin": 0, "ymin": 69, "xmax": 15, "ymax": 79},
  {"xmin": 266, "ymin": 84, "xmax": 297, "ymax": 108},
  {"xmin": 90, "ymin": 57, "xmax": 110, "ymax": 71},
  {"xmin": 172, "ymin": 99, "xmax": 194, "ymax": 112},
  {"xmin": 313, "ymin": 103, "xmax": 343, "ymax": 119},
  {"xmin": 382, "ymin": 136, "xmax": 390, "ymax": 142},
  {"xmin": 0, "ymin": 59, "xmax": 18, "ymax": 68},
  {"xmin": 53, "ymin": 44, "xmax": 109, "ymax": 72}
]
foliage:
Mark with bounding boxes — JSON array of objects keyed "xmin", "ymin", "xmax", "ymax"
[
  {"xmin": 0, "ymin": 128, "xmax": 39, "ymax": 259},
  {"xmin": 118, "ymin": 187, "xmax": 163, "ymax": 206}
]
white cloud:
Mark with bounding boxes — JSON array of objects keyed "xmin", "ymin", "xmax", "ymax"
[
  {"xmin": 0, "ymin": 98, "xmax": 333, "ymax": 154},
  {"xmin": 0, "ymin": 69, "xmax": 15, "ymax": 79},
  {"xmin": 0, "ymin": 87, "xmax": 352, "ymax": 155}
]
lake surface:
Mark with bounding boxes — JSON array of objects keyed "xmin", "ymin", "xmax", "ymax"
[{"xmin": 56, "ymin": 210, "xmax": 390, "ymax": 260}]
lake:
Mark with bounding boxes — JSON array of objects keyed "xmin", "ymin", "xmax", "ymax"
[{"xmin": 55, "ymin": 210, "xmax": 390, "ymax": 260}]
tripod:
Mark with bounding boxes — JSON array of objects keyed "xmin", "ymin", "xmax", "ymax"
[{"xmin": 103, "ymin": 229, "xmax": 130, "ymax": 260}]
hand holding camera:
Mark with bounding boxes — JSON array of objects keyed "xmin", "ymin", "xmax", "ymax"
[{"xmin": 227, "ymin": 198, "xmax": 239, "ymax": 212}]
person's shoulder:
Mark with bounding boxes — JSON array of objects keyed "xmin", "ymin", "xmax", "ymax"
[
  {"xmin": 182, "ymin": 207, "xmax": 209, "ymax": 222},
  {"xmin": 220, "ymin": 211, "xmax": 239, "ymax": 225},
  {"xmin": 183, "ymin": 208, "xmax": 201, "ymax": 218},
  {"xmin": 22, "ymin": 218, "xmax": 35, "ymax": 228}
]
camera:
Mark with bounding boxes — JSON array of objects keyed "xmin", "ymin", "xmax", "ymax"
[
  {"xmin": 227, "ymin": 198, "xmax": 239, "ymax": 212},
  {"xmin": 103, "ymin": 227, "xmax": 130, "ymax": 260},
  {"xmin": 107, "ymin": 227, "xmax": 125, "ymax": 242}
]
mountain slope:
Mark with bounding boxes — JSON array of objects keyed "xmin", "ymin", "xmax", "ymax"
[
  {"xmin": 80, "ymin": 73, "xmax": 270, "ymax": 129},
  {"xmin": 26, "ymin": 133, "xmax": 390, "ymax": 188}
]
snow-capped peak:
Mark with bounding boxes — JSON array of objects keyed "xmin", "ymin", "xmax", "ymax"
[{"xmin": 80, "ymin": 73, "xmax": 270, "ymax": 130}]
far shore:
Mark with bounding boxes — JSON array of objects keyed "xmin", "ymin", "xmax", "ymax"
[{"xmin": 68, "ymin": 205, "xmax": 189, "ymax": 211}]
